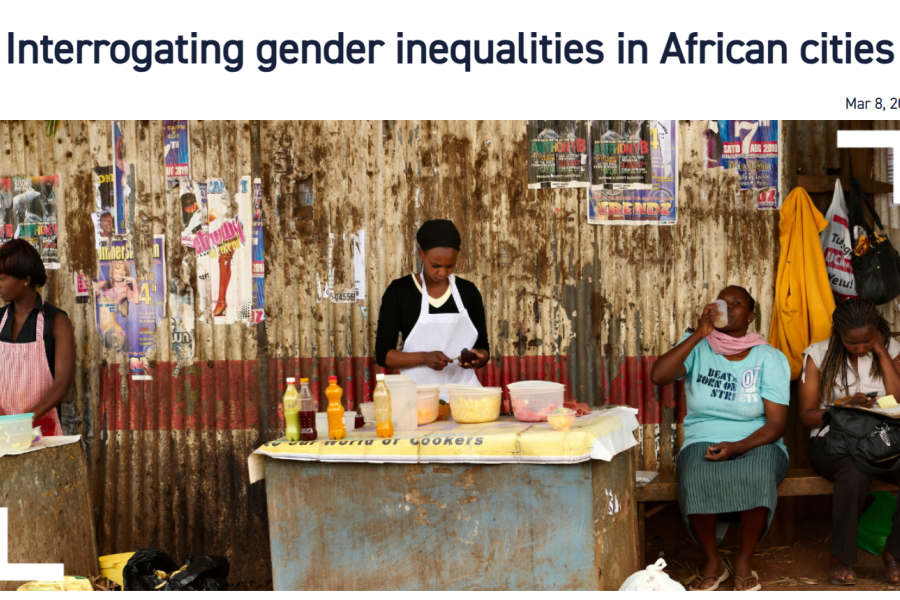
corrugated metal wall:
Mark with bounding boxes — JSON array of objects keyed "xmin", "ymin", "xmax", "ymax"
[{"xmin": 0, "ymin": 120, "xmax": 802, "ymax": 586}]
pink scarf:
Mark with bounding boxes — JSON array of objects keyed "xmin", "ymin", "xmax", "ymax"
[{"xmin": 706, "ymin": 329, "xmax": 770, "ymax": 356}]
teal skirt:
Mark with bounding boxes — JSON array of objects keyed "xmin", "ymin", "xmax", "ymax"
[{"xmin": 676, "ymin": 442, "xmax": 788, "ymax": 541}]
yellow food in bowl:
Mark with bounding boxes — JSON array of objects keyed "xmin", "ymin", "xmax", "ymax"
[
  {"xmin": 418, "ymin": 406, "xmax": 439, "ymax": 425},
  {"xmin": 547, "ymin": 411, "xmax": 575, "ymax": 430},
  {"xmin": 450, "ymin": 395, "xmax": 501, "ymax": 423}
]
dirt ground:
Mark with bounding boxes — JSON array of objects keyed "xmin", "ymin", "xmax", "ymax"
[{"xmin": 647, "ymin": 517, "xmax": 900, "ymax": 591}]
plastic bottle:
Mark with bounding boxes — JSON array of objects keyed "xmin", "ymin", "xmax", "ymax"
[
  {"xmin": 374, "ymin": 374, "xmax": 394, "ymax": 439},
  {"xmin": 713, "ymin": 299, "xmax": 728, "ymax": 328},
  {"xmin": 298, "ymin": 378, "xmax": 317, "ymax": 441},
  {"xmin": 325, "ymin": 376, "xmax": 346, "ymax": 440},
  {"xmin": 283, "ymin": 377, "xmax": 300, "ymax": 441}
]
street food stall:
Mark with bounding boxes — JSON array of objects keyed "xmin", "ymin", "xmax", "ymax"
[{"xmin": 250, "ymin": 406, "xmax": 640, "ymax": 590}]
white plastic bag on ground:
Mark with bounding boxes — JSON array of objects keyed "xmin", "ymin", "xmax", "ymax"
[
  {"xmin": 821, "ymin": 178, "xmax": 858, "ymax": 299},
  {"xmin": 619, "ymin": 558, "xmax": 685, "ymax": 591}
]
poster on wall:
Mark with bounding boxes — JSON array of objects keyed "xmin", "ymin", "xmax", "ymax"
[
  {"xmin": 0, "ymin": 178, "xmax": 14, "ymax": 245},
  {"xmin": 207, "ymin": 178, "xmax": 252, "ymax": 324},
  {"xmin": 11, "ymin": 176, "xmax": 60, "ymax": 268},
  {"xmin": 113, "ymin": 121, "xmax": 134, "ymax": 234},
  {"xmin": 251, "ymin": 177, "xmax": 266, "ymax": 324},
  {"xmin": 178, "ymin": 180, "xmax": 206, "ymax": 247},
  {"xmin": 164, "ymin": 120, "xmax": 191, "ymax": 187},
  {"xmin": 710, "ymin": 120, "xmax": 780, "ymax": 210},
  {"xmin": 186, "ymin": 181, "xmax": 212, "ymax": 321},
  {"xmin": 92, "ymin": 166, "xmax": 116, "ymax": 248},
  {"xmin": 526, "ymin": 120, "xmax": 590, "ymax": 189},
  {"xmin": 93, "ymin": 235, "xmax": 167, "ymax": 380},
  {"xmin": 588, "ymin": 120, "xmax": 677, "ymax": 225}
]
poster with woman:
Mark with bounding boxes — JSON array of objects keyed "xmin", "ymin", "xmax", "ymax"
[
  {"xmin": 12, "ymin": 175, "xmax": 59, "ymax": 268},
  {"xmin": 93, "ymin": 235, "xmax": 167, "ymax": 380},
  {"xmin": 207, "ymin": 178, "xmax": 252, "ymax": 324}
]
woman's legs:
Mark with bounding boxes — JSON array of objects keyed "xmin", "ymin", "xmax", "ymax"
[
  {"xmin": 688, "ymin": 513, "xmax": 725, "ymax": 590},
  {"xmin": 731, "ymin": 507, "xmax": 767, "ymax": 590}
]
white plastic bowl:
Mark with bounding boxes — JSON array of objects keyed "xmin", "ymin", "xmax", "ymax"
[
  {"xmin": 0, "ymin": 413, "xmax": 34, "ymax": 453},
  {"xmin": 510, "ymin": 388, "xmax": 565, "ymax": 422},
  {"xmin": 359, "ymin": 402, "xmax": 376, "ymax": 424},
  {"xmin": 507, "ymin": 380, "xmax": 566, "ymax": 391},
  {"xmin": 416, "ymin": 388, "xmax": 440, "ymax": 425},
  {"xmin": 447, "ymin": 387, "xmax": 502, "ymax": 423}
]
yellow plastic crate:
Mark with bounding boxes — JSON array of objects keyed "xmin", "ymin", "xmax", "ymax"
[{"xmin": 98, "ymin": 552, "xmax": 135, "ymax": 589}]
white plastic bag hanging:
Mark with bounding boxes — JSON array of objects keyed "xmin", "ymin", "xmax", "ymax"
[
  {"xmin": 618, "ymin": 558, "xmax": 685, "ymax": 591},
  {"xmin": 821, "ymin": 178, "xmax": 858, "ymax": 299}
]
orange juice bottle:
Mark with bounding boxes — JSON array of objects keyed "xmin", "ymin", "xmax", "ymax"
[
  {"xmin": 374, "ymin": 374, "xmax": 394, "ymax": 438},
  {"xmin": 325, "ymin": 376, "xmax": 346, "ymax": 440}
]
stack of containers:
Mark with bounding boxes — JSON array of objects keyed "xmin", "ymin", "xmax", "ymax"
[
  {"xmin": 384, "ymin": 375, "xmax": 418, "ymax": 431},
  {"xmin": 507, "ymin": 381, "xmax": 565, "ymax": 422}
]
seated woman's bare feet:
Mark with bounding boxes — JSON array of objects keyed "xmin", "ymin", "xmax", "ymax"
[{"xmin": 690, "ymin": 556, "xmax": 727, "ymax": 590}]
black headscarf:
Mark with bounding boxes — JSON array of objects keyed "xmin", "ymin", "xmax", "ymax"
[{"xmin": 416, "ymin": 219, "xmax": 461, "ymax": 251}]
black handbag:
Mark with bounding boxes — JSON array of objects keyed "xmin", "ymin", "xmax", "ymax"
[
  {"xmin": 846, "ymin": 177, "xmax": 900, "ymax": 305},
  {"xmin": 822, "ymin": 405, "xmax": 900, "ymax": 474}
]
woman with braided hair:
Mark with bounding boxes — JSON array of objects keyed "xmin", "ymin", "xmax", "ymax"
[{"xmin": 799, "ymin": 298, "xmax": 900, "ymax": 586}]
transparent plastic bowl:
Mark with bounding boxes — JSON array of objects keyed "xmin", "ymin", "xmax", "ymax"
[
  {"xmin": 447, "ymin": 387, "xmax": 502, "ymax": 424},
  {"xmin": 0, "ymin": 413, "xmax": 34, "ymax": 454},
  {"xmin": 547, "ymin": 408, "xmax": 576, "ymax": 431},
  {"xmin": 507, "ymin": 380, "xmax": 566, "ymax": 391},
  {"xmin": 359, "ymin": 402, "xmax": 375, "ymax": 424},
  {"xmin": 416, "ymin": 389, "xmax": 440, "ymax": 425},
  {"xmin": 510, "ymin": 388, "xmax": 565, "ymax": 422}
]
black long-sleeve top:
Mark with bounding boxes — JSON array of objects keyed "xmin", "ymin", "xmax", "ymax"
[{"xmin": 375, "ymin": 275, "xmax": 490, "ymax": 368}]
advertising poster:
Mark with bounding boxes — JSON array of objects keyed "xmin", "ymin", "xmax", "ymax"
[
  {"xmin": 187, "ymin": 181, "xmax": 212, "ymax": 321},
  {"xmin": 12, "ymin": 176, "xmax": 60, "ymax": 268},
  {"xmin": 74, "ymin": 271, "xmax": 91, "ymax": 304},
  {"xmin": 251, "ymin": 177, "xmax": 266, "ymax": 324},
  {"xmin": 526, "ymin": 120, "xmax": 590, "ymax": 189},
  {"xmin": 0, "ymin": 178, "xmax": 13, "ymax": 245},
  {"xmin": 207, "ymin": 178, "xmax": 252, "ymax": 324},
  {"xmin": 92, "ymin": 166, "xmax": 115, "ymax": 248},
  {"xmin": 164, "ymin": 120, "xmax": 190, "ymax": 186},
  {"xmin": 716, "ymin": 120, "xmax": 780, "ymax": 210},
  {"xmin": 179, "ymin": 180, "xmax": 206, "ymax": 247},
  {"xmin": 588, "ymin": 120, "xmax": 677, "ymax": 226},
  {"xmin": 94, "ymin": 235, "xmax": 167, "ymax": 380}
]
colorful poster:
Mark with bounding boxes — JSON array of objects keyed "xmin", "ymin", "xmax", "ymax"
[
  {"xmin": 113, "ymin": 121, "xmax": 133, "ymax": 234},
  {"xmin": 0, "ymin": 178, "xmax": 14, "ymax": 245},
  {"xmin": 178, "ymin": 180, "xmax": 206, "ymax": 247},
  {"xmin": 94, "ymin": 235, "xmax": 166, "ymax": 380},
  {"xmin": 187, "ymin": 181, "xmax": 212, "ymax": 321},
  {"xmin": 207, "ymin": 178, "xmax": 252, "ymax": 324},
  {"xmin": 164, "ymin": 120, "xmax": 190, "ymax": 186},
  {"xmin": 92, "ymin": 166, "xmax": 115, "ymax": 249},
  {"xmin": 526, "ymin": 120, "xmax": 590, "ymax": 189},
  {"xmin": 74, "ymin": 271, "xmax": 90, "ymax": 304},
  {"xmin": 251, "ymin": 177, "xmax": 266, "ymax": 324},
  {"xmin": 12, "ymin": 175, "xmax": 59, "ymax": 268},
  {"xmin": 715, "ymin": 120, "xmax": 779, "ymax": 210},
  {"xmin": 588, "ymin": 120, "xmax": 677, "ymax": 226}
]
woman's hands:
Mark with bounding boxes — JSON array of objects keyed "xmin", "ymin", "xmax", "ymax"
[
  {"xmin": 705, "ymin": 442, "xmax": 741, "ymax": 461},
  {"xmin": 696, "ymin": 303, "xmax": 721, "ymax": 338},
  {"xmin": 422, "ymin": 351, "xmax": 452, "ymax": 371},
  {"xmin": 846, "ymin": 392, "xmax": 878, "ymax": 408},
  {"xmin": 459, "ymin": 349, "xmax": 489, "ymax": 370}
]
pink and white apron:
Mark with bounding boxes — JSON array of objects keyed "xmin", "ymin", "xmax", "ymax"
[{"xmin": 0, "ymin": 309, "xmax": 62, "ymax": 436}]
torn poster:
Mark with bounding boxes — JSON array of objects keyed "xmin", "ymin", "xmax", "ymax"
[
  {"xmin": 92, "ymin": 166, "xmax": 116, "ymax": 249},
  {"xmin": 317, "ymin": 233, "xmax": 357, "ymax": 303},
  {"xmin": 74, "ymin": 271, "xmax": 90, "ymax": 304},
  {"xmin": 207, "ymin": 177, "xmax": 252, "ymax": 324},
  {"xmin": 94, "ymin": 235, "xmax": 166, "ymax": 380},
  {"xmin": 251, "ymin": 177, "xmax": 266, "ymax": 324},
  {"xmin": 526, "ymin": 120, "xmax": 590, "ymax": 189},
  {"xmin": 164, "ymin": 120, "xmax": 190, "ymax": 186},
  {"xmin": 178, "ymin": 180, "xmax": 206, "ymax": 247},
  {"xmin": 12, "ymin": 176, "xmax": 60, "ymax": 268},
  {"xmin": 186, "ymin": 181, "xmax": 211, "ymax": 320},
  {"xmin": 113, "ymin": 121, "xmax": 131, "ymax": 234},
  {"xmin": 168, "ymin": 278, "xmax": 195, "ymax": 377},
  {"xmin": 0, "ymin": 178, "xmax": 14, "ymax": 245},
  {"xmin": 351, "ymin": 229, "xmax": 366, "ymax": 301}
]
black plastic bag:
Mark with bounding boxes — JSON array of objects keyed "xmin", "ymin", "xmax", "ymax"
[
  {"xmin": 846, "ymin": 177, "xmax": 900, "ymax": 305},
  {"xmin": 122, "ymin": 548, "xmax": 179, "ymax": 591},
  {"xmin": 166, "ymin": 555, "xmax": 230, "ymax": 591}
]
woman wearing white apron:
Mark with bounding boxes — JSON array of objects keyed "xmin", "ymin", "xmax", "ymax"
[
  {"xmin": 0, "ymin": 240, "xmax": 75, "ymax": 436},
  {"xmin": 375, "ymin": 220, "xmax": 490, "ymax": 398}
]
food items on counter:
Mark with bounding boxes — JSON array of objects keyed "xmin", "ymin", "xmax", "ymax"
[
  {"xmin": 417, "ymin": 386, "xmax": 441, "ymax": 425},
  {"xmin": 299, "ymin": 378, "xmax": 317, "ymax": 441},
  {"xmin": 437, "ymin": 400, "xmax": 451, "ymax": 421},
  {"xmin": 547, "ymin": 407, "xmax": 576, "ymax": 431},
  {"xmin": 456, "ymin": 348, "xmax": 479, "ymax": 364},
  {"xmin": 564, "ymin": 399, "xmax": 592, "ymax": 417},
  {"xmin": 448, "ymin": 387, "xmax": 502, "ymax": 423},
  {"xmin": 374, "ymin": 374, "xmax": 394, "ymax": 438},
  {"xmin": 283, "ymin": 377, "xmax": 300, "ymax": 441},
  {"xmin": 325, "ymin": 376, "xmax": 346, "ymax": 440},
  {"xmin": 359, "ymin": 402, "xmax": 376, "ymax": 425},
  {"xmin": 0, "ymin": 413, "xmax": 35, "ymax": 453}
]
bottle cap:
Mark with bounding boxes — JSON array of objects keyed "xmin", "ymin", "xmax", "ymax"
[
  {"xmin": 376, "ymin": 374, "xmax": 385, "ymax": 381},
  {"xmin": 328, "ymin": 376, "xmax": 337, "ymax": 383},
  {"xmin": 300, "ymin": 378, "xmax": 309, "ymax": 383},
  {"xmin": 286, "ymin": 377, "xmax": 295, "ymax": 384}
]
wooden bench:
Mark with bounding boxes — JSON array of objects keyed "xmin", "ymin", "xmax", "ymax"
[{"xmin": 637, "ymin": 469, "xmax": 899, "ymax": 552}]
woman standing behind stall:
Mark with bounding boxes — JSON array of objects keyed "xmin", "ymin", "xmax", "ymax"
[
  {"xmin": 799, "ymin": 298, "xmax": 900, "ymax": 586},
  {"xmin": 375, "ymin": 220, "xmax": 490, "ymax": 396},
  {"xmin": 0, "ymin": 239, "xmax": 74, "ymax": 435}
]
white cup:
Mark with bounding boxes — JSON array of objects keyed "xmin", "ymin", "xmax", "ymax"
[{"xmin": 713, "ymin": 299, "xmax": 728, "ymax": 328}]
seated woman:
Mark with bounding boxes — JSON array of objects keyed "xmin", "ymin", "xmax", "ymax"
[
  {"xmin": 799, "ymin": 298, "xmax": 900, "ymax": 586},
  {"xmin": 650, "ymin": 286, "xmax": 790, "ymax": 591}
]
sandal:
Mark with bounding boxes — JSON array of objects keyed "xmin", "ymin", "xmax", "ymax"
[
  {"xmin": 734, "ymin": 570, "xmax": 762, "ymax": 591},
  {"xmin": 688, "ymin": 569, "xmax": 730, "ymax": 591},
  {"xmin": 885, "ymin": 560, "xmax": 900, "ymax": 585},
  {"xmin": 829, "ymin": 562, "xmax": 857, "ymax": 586}
]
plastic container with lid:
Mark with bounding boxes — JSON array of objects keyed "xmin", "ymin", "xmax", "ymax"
[
  {"xmin": 508, "ymin": 381, "xmax": 565, "ymax": 422},
  {"xmin": 384, "ymin": 374, "xmax": 417, "ymax": 431},
  {"xmin": 416, "ymin": 384, "xmax": 441, "ymax": 425},
  {"xmin": 547, "ymin": 407, "xmax": 577, "ymax": 431},
  {"xmin": 0, "ymin": 413, "xmax": 35, "ymax": 454},
  {"xmin": 446, "ymin": 386, "xmax": 502, "ymax": 423}
]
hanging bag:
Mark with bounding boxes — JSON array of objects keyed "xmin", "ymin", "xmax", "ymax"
[
  {"xmin": 846, "ymin": 177, "xmax": 900, "ymax": 305},
  {"xmin": 822, "ymin": 405, "xmax": 900, "ymax": 475},
  {"xmin": 820, "ymin": 179, "xmax": 858, "ymax": 299}
]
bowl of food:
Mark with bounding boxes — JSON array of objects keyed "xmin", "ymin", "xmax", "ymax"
[
  {"xmin": 509, "ymin": 386, "xmax": 565, "ymax": 422},
  {"xmin": 446, "ymin": 386, "xmax": 502, "ymax": 424},
  {"xmin": 416, "ymin": 385, "xmax": 441, "ymax": 425},
  {"xmin": 0, "ymin": 413, "xmax": 34, "ymax": 454},
  {"xmin": 547, "ymin": 407, "xmax": 576, "ymax": 431},
  {"xmin": 359, "ymin": 402, "xmax": 376, "ymax": 425}
]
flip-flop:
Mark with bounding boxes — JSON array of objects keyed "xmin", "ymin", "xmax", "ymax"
[
  {"xmin": 688, "ymin": 569, "xmax": 730, "ymax": 591},
  {"xmin": 734, "ymin": 570, "xmax": 762, "ymax": 592},
  {"xmin": 829, "ymin": 562, "xmax": 857, "ymax": 586}
]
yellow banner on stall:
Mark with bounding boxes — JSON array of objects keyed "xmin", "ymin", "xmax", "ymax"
[{"xmin": 252, "ymin": 409, "xmax": 637, "ymax": 465}]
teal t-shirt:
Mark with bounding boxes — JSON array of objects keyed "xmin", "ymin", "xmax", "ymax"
[{"xmin": 676, "ymin": 332, "xmax": 791, "ymax": 457}]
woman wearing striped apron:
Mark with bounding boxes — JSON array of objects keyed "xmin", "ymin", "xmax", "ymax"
[
  {"xmin": 0, "ymin": 240, "xmax": 75, "ymax": 436},
  {"xmin": 651, "ymin": 286, "xmax": 790, "ymax": 591}
]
